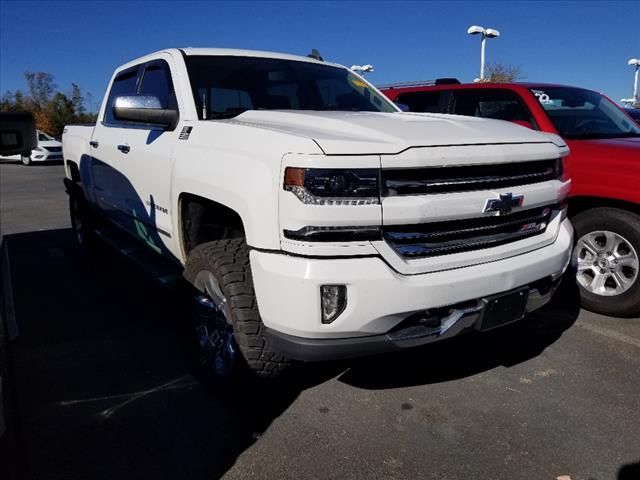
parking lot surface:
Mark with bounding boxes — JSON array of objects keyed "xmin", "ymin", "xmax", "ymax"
[{"xmin": 1, "ymin": 161, "xmax": 639, "ymax": 480}]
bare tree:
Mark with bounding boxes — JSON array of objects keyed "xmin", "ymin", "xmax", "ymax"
[
  {"xmin": 1, "ymin": 72, "xmax": 97, "ymax": 136},
  {"xmin": 70, "ymin": 83, "xmax": 86, "ymax": 116},
  {"xmin": 24, "ymin": 71, "xmax": 56, "ymax": 110},
  {"xmin": 482, "ymin": 62, "xmax": 524, "ymax": 83}
]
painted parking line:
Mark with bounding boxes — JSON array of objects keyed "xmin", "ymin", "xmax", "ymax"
[{"xmin": 576, "ymin": 320, "xmax": 640, "ymax": 349}]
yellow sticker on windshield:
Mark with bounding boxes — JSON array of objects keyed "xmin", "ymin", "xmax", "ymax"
[{"xmin": 352, "ymin": 79, "xmax": 367, "ymax": 88}]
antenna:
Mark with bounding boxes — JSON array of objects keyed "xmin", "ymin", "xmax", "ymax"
[
  {"xmin": 201, "ymin": 90, "xmax": 207, "ymax": 120},
  {"xmin": 307, "ymin": 49, "xmax": 324, "ymax": 61}
]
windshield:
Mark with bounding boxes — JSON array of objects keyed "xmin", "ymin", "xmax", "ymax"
[
  {"xmin": 531, "ymin": 86, "xmax": 640, "ymax": 140},
  {"xmin": 38, "ymin": 131, "xmax": 54, "ymax": 141},
  {"xmin": 185, "ymin": 55, "xmax": 398, "ymax": 119},
  {"xmin": 625, "ymin": 108, "xmax": 640, "ymax": 123}
]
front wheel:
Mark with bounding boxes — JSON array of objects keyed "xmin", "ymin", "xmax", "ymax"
[
  {"xmin": 184, "ymin": 239, "xmax": 291, "ymax": 381},
  {"xmin": 572, "ymin": 207, "xmax": 640, "ymax": 317},
  {"xmin": 21, "ymin": 155, "xmax": 31, "ymax": 166}
]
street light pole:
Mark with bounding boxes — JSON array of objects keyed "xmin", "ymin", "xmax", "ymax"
[
  {"xmin": 629, "ymin": 59, "xmax": 640, "ymax": 105},
  {"xmin": 467, "ymin": 26, "xmax": 500, "ymax": 81},
  {"xmin": 480, "ymin": 35, "xmax": 486, "ymax": 80}
]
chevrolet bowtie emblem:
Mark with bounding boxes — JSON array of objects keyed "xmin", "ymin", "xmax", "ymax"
[{"xmin": 484, "ymin": 193, "xmax": 524, "ymax": 215}]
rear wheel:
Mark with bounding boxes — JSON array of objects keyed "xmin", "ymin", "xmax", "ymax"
[
  {"xmin": 69, "ymin": 188, "xmax": 95, "ymax": 249},
  {"xmin": 21, "ymin": 155, "xmax": 31, "ymax": 166},
  {"xmin": 572, "ymin": 207, "xmax": 640, "ymax": 317},
  {"xmin": 184, "ymin": 238, "xmax": 291, "ymax": 381}
]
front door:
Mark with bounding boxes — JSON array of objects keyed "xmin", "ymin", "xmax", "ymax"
[{"xmin": 91, "ymin": 57, "xmax": 180, "ymax": 258}]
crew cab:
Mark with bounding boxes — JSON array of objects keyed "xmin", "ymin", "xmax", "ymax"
[
  {"xmin": 62, "ymin": 49, "xmax": 573, "ymax": 380},
  {"xmin": 383, "ymin": 81, "xmax": 640, "ymax": 317}
]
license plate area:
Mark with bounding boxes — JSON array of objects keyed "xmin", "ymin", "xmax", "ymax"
[{"xmin": 478, "ymin": 288, "xmax": 528, "ymax": 331}]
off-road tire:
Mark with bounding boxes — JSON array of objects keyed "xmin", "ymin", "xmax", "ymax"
[
  {"xmin": 184, "ymin": 238, "xmax": 291, "ymax": 379},
  {"xmin": 572, "ymin": 207, "xmax": 640, "ymax": 317},
  {"xmin": 69, "ymin": 187, "xmax": 96, "ymax": 250}
]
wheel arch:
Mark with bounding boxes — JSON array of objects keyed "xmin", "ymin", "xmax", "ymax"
[
  {"xmin": 178, "ymin": 193, "xmax": 247, "ymax": 256},
  {"xmin": 65, "ymin": 159, "xmax": 81, "ymax": 182},
  {"xmin": 569, "ymin": 195, "xmax": 640, "ymax": 218}
]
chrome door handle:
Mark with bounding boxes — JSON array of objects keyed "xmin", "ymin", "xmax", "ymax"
[
  {"xmin": 117, "ymin": 144, "xmax": 130, "ymax": 154},
  {"xmin": 89, "ymin": 140, "xmax": 99, "ymax": 148}
]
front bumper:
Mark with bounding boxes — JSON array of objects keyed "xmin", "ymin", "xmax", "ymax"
[
  {"xmin": 30, "ymin": 148, "xmax": 62, "ymax": 162},
  {"xmin": 266, "ymin": 276, "xmax": 561, "ymax": 361},
  {"xmin": 251, "ymin": 218, "xmax": 573, "ymax": 360}
]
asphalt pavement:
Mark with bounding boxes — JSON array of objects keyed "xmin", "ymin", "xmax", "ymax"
[{"xmin": 0, "ymin": 160, "xmax": 639, "ymax": 480}]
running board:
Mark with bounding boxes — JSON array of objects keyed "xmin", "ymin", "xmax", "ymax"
[{"xmin": 94, "ymin": 227, "xmax": 183, "ymax": 289}]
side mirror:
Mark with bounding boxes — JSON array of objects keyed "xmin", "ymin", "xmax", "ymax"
[
  {"xmin": 0, "ymin": 112, "xmax": 37, "ymax": 156},
  {"xmin": 395, "ymin": 102, "xmax": 410, "ymax": 112},
  {"xmin": 113, "ymin": 95, "xmax": 178, "ymax": 129}
]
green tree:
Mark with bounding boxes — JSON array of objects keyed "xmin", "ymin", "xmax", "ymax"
[{"xmin": 45, "ymin": 92, "xmax": 76, "ymax": 136}]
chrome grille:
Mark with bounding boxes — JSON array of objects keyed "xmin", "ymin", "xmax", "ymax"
[
  {"xmin": 384, "ymin": 206, "xmax": 553, "ymax": 258},
  {"xmin": 382, "ymin": 159, "xmax": 559, "ymax": 196}
]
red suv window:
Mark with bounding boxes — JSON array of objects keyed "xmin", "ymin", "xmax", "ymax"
[
  {"xmin": 395, "ymin": 91, "xmax": 447, "ymax": 113},
  {"xmin": 450, "ymin": 89, "xmax": 537, "ymax": 127}
]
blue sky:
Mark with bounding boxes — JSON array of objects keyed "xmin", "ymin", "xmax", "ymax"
[{"xmin": 1, "ymin": 0, "xmax": 638, "ymax": 111}]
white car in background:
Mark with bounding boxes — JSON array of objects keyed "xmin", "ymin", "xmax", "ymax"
[{"xmin": 18, "ymin": 130, "xmax": 63, "ymax": 165}]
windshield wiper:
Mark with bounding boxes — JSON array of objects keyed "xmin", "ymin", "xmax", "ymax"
[
  {"xmin": 208, "ymin": 109, "xmax": 249, "ymax": 120},
  {"xmin": 613, "ymin": 132, "xmax": 640, "ymax": 138},
  {"xmin": 565, "ymin": 132, "xmax": 640, "ymax": 140}
]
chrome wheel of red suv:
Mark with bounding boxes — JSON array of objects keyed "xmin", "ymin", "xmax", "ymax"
[
  {"xmin": 572, "ymin": 208, "xmax": 640, "ymax": 317},
  {"xmin": 574, "ymin": 230, "xmax": 639, "ymax": 296}
]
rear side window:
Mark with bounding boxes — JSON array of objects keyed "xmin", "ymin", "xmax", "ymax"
[
  {"xmin": 104, "ymin": 67, "xmax": 139, "ymax": 124},
  {"xmin": 396, "ymin": 91, "xmax": 446, "ymax": 113},
  {"xmin": 138, "ymin": 61, "xmax": 176, "ymax": 109},
  {"xmin": 451, "ymin": 89, "xmax": 536, "ymax": 126}
]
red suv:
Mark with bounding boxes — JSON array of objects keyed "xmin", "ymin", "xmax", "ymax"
[{"xmin": 382, "ymin": 81, "xmax": 640, "ymax": 317}]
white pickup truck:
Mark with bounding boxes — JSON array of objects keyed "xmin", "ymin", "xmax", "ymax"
[{"xmin": 63, "ymin": 48, "xmax": 573, "ymax": 380}]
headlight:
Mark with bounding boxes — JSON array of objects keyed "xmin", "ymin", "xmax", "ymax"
[
  {"xmin": 284, "ymin": 167, "xmax": 380, "ymax": 205},
  {"xmin": 555, "ymin": 157, "xmax": 569, "ymax": 182}
]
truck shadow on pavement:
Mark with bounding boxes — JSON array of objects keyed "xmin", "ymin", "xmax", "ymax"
[
  {"xmin": 3, "ymin": 228, "xmax": 581, "ymax": 479},
  {"xmin": 2, "ymin": 228, "xmax": 339, "ymax": 480},
  {"xmin": 336, "ymin": 279, "xmax": 581, "ymax": 390}
]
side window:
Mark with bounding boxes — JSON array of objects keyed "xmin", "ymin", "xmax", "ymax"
[
  {"xmin": 138, "ymin": 61, "xmax": 175, "ymax": 109},
  {"xmin": 451, "ymin": 90, "xmax": 536, "ymax": 127},
  {"xmin": 104, "ymin": 67, "xmax": 139, "ymax": 124},
  {"xmin": 396, "ymin": 92, "xmax": 445, "ymax": 113}
]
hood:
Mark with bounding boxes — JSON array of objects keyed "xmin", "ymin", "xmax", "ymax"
[
  {"xmin": 225, "ymin": 110, "xmax": 557, "ymax": 155},
  {"xmin": 39, "ymin": 139, "xmax": 62, "ymax": 148},
  {"xmin": 566, "ymin": 136, "xmax": 640, "ymax": 163}
]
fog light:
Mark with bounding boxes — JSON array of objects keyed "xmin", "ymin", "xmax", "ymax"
[{"xmin": 320, "ymin": 285, "xmax": 347, "ymax": 324}]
